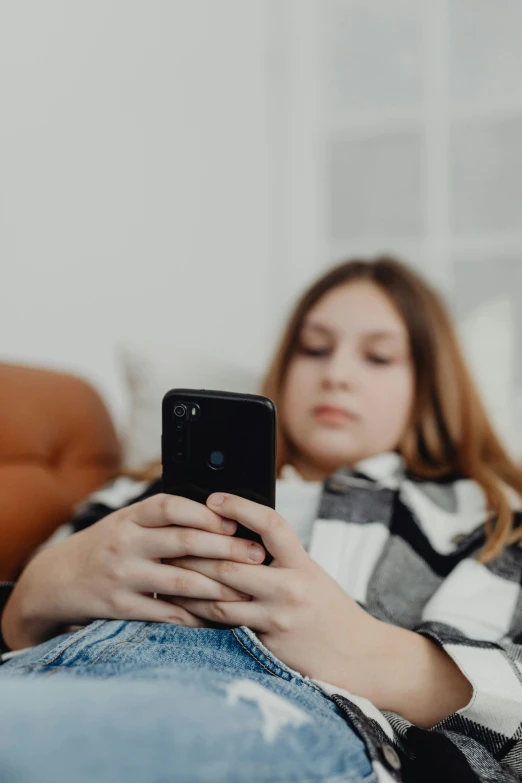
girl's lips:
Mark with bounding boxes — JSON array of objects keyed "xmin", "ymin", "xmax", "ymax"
[{"xmin": 313, "ymin": 406, "xmax": 355, "ymax": 423}]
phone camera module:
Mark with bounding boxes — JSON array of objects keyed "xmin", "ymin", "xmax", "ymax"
[
  {"xmin": 174, "ymin": 404, "xmax": 187, "ymax": 419},
  {"xmin": 208, "ymin": 450, "xmax": 225, "ymax": 470}
]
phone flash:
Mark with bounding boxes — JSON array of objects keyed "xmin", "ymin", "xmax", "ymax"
[{"xmin": 188, "ymin": 403, "xmax": 201, "ymax": 421}]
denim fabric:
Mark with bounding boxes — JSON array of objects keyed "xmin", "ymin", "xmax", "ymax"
[{"xmin": 0, "ymin": 621, "xmax": 376, "ymax": 783}]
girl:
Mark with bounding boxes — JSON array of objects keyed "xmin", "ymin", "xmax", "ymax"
[{"xmin": 1, "ymin": 257, "xmax": 521, "ymax": 783}]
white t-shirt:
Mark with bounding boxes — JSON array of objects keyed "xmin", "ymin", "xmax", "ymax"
[{"xmin": 276, "ymin": 465, "xmax": 322, "ymax": 551}]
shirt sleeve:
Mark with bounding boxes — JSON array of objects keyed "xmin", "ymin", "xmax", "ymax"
[
  {"xmin": 408, "ymin": 542, "xmax": 522, "ymax": 780},
  {"xmin": 70, "ymin": 477, "xmax": 163, "ymax": 533}
]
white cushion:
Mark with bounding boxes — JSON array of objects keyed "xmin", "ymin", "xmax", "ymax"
[
  {"xmin": 457, "ymin": 297, "xmax": 519, "ymax": 456},
  {"xmin": 119, "ymin": 342, "xmax": 262, "ymax": 469}
]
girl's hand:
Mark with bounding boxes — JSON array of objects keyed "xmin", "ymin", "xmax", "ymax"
[
  {"xmin": 170, "ymin": 493, "xmax": 386, "ymax": 689},
  {"xmin": 173, "ymin": 496, "xmax": 473, "ymax": 725},
  {"xmin": 1, "ymin": 494, "xmax": 266, "ymax": 651}
]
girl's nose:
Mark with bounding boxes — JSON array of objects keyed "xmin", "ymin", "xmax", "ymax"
[{"xmin": 321, "ymin": 349, "xmax": 356, "ymax": 390}]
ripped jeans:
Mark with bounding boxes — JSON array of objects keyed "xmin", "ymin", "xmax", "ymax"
[{"xmin": 0, "ymin": 620, "xmax": 376, "ymax": 783}]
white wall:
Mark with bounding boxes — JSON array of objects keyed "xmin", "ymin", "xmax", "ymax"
[{"xmin": 0, "ymin": 0, "xmax": 280, "ymax": 427}]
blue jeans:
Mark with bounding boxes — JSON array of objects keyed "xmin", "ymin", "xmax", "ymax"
[{"xmin": 0, "ymin": 620, "xmax": 376, "ymax": 783}]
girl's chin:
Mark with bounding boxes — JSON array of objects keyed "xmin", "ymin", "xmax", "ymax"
[
  {"xmin": 304, "ymin": 442, "xmax": 364, "ymax": 470},
  {"xmin": 311, "ymin": 430, "xmax": 360, "ymax": 450},
  {"xmin": 290, "ymin": 428, "xmax": 367, "ymax": 469}
]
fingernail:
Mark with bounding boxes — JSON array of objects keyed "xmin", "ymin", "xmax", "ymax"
[
  {"xmin": 222, "ymin": 520, "xmax": 236, "ymax": 534},
  {"xmin": 249, "ymin": 543, "xmax": 265, "ymax": 562},
  {"xmin": 209, "ymin": 493, "xmax": 224, "ymax": 506}
]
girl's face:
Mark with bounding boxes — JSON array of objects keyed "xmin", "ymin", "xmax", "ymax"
[{"xmin": 281, "ymin": 281, "xmax": 415, "ymax": 479}]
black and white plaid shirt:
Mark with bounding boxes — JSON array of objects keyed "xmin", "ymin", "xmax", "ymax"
[{"xmin": 1, "ymin": 452, "xmax": 521, "ymax": 783}]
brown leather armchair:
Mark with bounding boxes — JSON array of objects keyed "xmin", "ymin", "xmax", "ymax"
[{"xmin": 0, "ymin": 363, "xmax": 121, "ymax": 580}]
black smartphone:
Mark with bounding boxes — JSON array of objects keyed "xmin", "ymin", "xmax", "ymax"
[{"xmin": 162, "ymin": 389, "xmax": 276, "ymax": 565}]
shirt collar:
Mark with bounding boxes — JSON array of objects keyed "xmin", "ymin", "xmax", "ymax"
[{"xmin": 352, "ymin": 452, "xmax": 405, "ymax": 482}]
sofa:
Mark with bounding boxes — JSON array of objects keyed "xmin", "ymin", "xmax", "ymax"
[{"xmin": 0, "ymin": 363, "xmax": 120, "ymax": 580}]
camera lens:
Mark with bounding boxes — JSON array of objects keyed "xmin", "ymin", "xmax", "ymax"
[
  {"xmin": 174, "ymin": 404, "xmax": 186, "ymax": 419},
  {"xmin": 208, "ymin": 450, "xmax": 225, "ymax": 470}
]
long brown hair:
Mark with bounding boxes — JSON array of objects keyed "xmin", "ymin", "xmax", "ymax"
[{"xmin": 261, "ymin": 256, "xmax": 522, "ymax": 562}]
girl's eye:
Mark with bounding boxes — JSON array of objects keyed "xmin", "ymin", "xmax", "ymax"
[
  {"xmin": 367, "ymin": 354, "xmax": 393, "ymax": 365},
  {"xmin": 298, "ymin": 345, "xmax": 330, "ymax": 358}
]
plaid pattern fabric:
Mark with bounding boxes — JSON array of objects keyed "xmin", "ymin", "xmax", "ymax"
[
  {"xmin": 1, "ymin": 453, "xmax": 521, "ymax": 782},
  {"xmin": 308, "ymin": 453, "xmax": 522, "ymax": 783}
]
